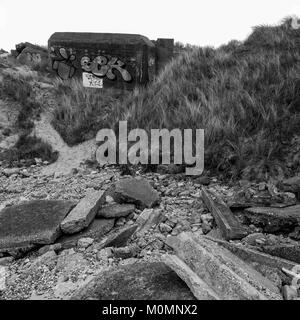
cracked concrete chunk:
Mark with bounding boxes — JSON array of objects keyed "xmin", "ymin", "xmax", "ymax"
[
  {"xmin": 61, "ymin": 190, "xmax": 106, "ymax": 234},
  {"xmin": 244, "ymin": 205, "xmax": 300, "ymax": 233},
  {"xmin": 0, "ymin": 200, "xmax": 75, "ymax": 252},
  {"xmin": 166, "ymin": 232, "xmax": 282, "ymax": 300}
]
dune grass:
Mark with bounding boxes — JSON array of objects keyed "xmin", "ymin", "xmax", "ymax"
[{"xmin": 50, "ymin": 17, "xmax": 300, "ymax": 180}]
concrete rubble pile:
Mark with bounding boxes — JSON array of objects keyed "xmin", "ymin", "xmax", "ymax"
[{"xmin": 0, "ymin": 163, "xmax": 300, "ymax": 300}]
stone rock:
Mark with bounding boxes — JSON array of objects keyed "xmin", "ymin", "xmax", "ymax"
[
  {"xmin": 38, "ymin": 243, "xmax": 62, "ymax": 255},
  {"xmin": 282, "ymin": 285, "xmax": 298, "ymax": 300},
  {"xmin": 242, "ymin": 233, "xmax": 266, "ymax": 246},
  {"xmin": 112, "ymin": 177, "xmax": 160, "ymax": 208},
  {"xmin": 57, "ymin": 219, "xmax": 114, "ymax": 250},
  {"xmin": 0, "ymin": 200, "xmax": 75, "ymax": 252},
  {"xmin": 96, "ymin": 247, "xmax": 113, "ymax": 261},
  {"xmin": 95, "ymin": 225, "xmax": 138, "ymax": 249},
  {"xmin": 201, "ymin": 222, "xmax": 212, "ymax": 234},
  {"xmin": 97, "ymin": 203, "xmax": 135, "ymax": 219},
  {"xmin": 71, "ymin": 262, "xmax": 195, "ymax": 300},
  {"xmin": 0, "ymin": 256, "xmax": 14, "ymax": 266},
  {"xmin": 61, "ymin": 190, "xmax": 105, "ymax": 234},
  {"xmin": 113, "ymin": 244, "xmax": 140, "ymax": 259},
  {"xmin": 2, "ymin": 168, "xmax": 20, "ymax": 176},
  {"xmin": 194, "ymin": 176, "xmax": 210, "ymax": 186},
  {"xmin": 282, "ymin": 176, "xmax": 300, "ymax": 193},
  {"xmin": 159, "ymin": 223, "xmax": 173, "ymax": 233},
  {"xmin": 77, "ymin": 237, "xmax": 94, "ymax": 249},
  {"xmin": 243, "ymin": 205, "xmax": 300, "ymax": 233}
]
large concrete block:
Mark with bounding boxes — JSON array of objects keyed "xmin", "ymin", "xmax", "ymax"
[
  {"xmin": 0, "ymin": 200, "xmax": 75, "ymax": 252},
  {"xmin": 166, "ymin": 232, "xmax": 282, "ymax": 300}
]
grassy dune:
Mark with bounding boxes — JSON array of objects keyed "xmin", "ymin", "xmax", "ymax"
[{"xmin": 51, "ymin": 17, "xmax": 300, "ymax": 180}]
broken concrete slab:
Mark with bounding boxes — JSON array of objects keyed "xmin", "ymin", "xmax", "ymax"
[
  {"xmin": 61, "ymin": 190, "xmax": 106, "ymax": 234},
  {"xmin": 0, "ymin": 200, "xmax": 75, "ymax": 252},
  {"xmin": 112, "ymin": 177, "xmax": 160, "ymax": 208},
  {"xmin": 206, "ymin": 236, "xmax": 296, "ymax": 284},
  {"xmin": 166, "ymin": 232, "xmax": 282, "ymax": 300},
  {"xmin": 260, "ymin": 244, "xmax": 300, "ymax": 264},
  {"xmin": 57, "ymin": 219, "xmax": 115, "ymax": 250},
  {"xmin": 162, "ymin": 254, "xmax": 220, "ymax": 300},
  {"xmin": 94, "ymin": 224, "xmax": 138, "ymax": 249},
  {"xmin": 243, "ymin": 205, "xmax": 300, "ymax": 233},
  {"xmin": 202, "ymin": 187, "xmax": 248, "ymax": 240},
  {"xmin": 97, "ymin": 203, "xmax": 135, "ymax": 219},
  {"xmin": 71, "ymin": 262, "xmax": 195, "ymax": 300}
]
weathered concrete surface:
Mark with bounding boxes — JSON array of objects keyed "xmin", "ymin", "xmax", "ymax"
[
  {"xmin": 244, "ymin": 205, "xmax": 300, "ymax": 233},
  {"xmin": 58, "ymin": 219, "xmax": 115, "ymax": 250},
  {"xmin": 48, "ymin": 33, "xmax": 174, "ymax": 90},
  {"xmin": 61, "ymin": 190, "xmax": 106, "ymax": 234},
  {"xmin": 202, "ymin": 188, "xmax": 248, "ymax": 240},
  {"xmin": 97, "ymin": 204, "xmax": 135, "ymax": 219},
  {"xmin": 162, "ymin": 254, "xmax": 220, "ymax": 300},
  {"xmin": 112, "ymin": 177, "xmax": 160, "ymax": 208},
  {"xmin": 95, "ymin": 224, "xmax": 138, "ymax": 249},
  {"xmin": 71, "ymin": 262, "xmax": 195, "ymax": 300},
  {"xmin": 207, "ymin": 237, "xmax": 297, "ymax": 271},
  {"xmin": 166, "ymin": 233, "xmax": 282, "ymax": 300},
  {"xmin": 0, "ymin": 200, "xmax": 75, "ymax": 252},
  {"xmin": 260, "ymin": 244, "xmax": 300, "ymax": 264}
]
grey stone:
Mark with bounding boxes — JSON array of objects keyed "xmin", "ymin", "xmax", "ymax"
[
  {"xmin": 61, "ymin": 190, "xmax": 106, "ymax": 234},
  {"xmin": 0, "ymin": 256, "xmax": 14, "ymax": 266},
  {"xmin": 244, "ymin": 205, "xmax": 300, "ymax": 233},
  {"xmin": 97, "ymin": 204, "xmax": 135, "ymax": 219},
  {"xmin": 71, "ymin": 262, "xmax": 195, "ymax": 300},
  {"xmin": 0, "ymin": 200, "xmax": 75, "ymax": 252},
  {"xmin": 77, "ymin": 237, "xmax": 94, "ymax": 249},
  {"xmin": 282, "ymin": 285, "xmax": 298, "ymax": 300},
  {"xmin": 95, "ymin": 225, "xmax": 138, "ymax": 249},
  {"xmin": 112, "ymin": 177, "xmax": 160, "ymax": 208},
  {"xmin": 58, "ymin": 219, "xmax": 114, "ymax": 250}
]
